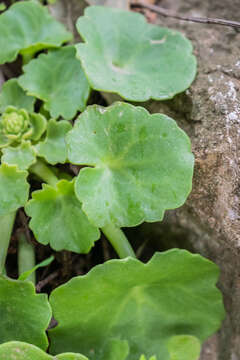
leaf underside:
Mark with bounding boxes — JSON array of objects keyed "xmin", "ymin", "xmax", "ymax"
[
  {"xmin": 67, "ymin": 102, "xmax": 194, "ymax": 228},
  {"xmin": 76, "ymin": 6, "xmax": 197, "ymax": 101},
  {"xmin": 19, "ymin": 46, "xmax": 90, "ymax": 120},
  {"xmin": 49, "ymin": 249, "xmax": 224, "ymax": 360},
  {"xmin": 0, "ymin": 0, "xmax": 72, "ymax": 65}
]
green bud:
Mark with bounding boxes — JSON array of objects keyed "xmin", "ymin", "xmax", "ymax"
[
  {"xmin": 0, "ymin": 106, "xmax": 47, "ymax": 148},
  {"xmin": 1, "ymin": 106, "xmax": 30, "ymax": 141},
  {"xmin": 2, "ymin": 112, "xmax": 26, "ymax": 134}
]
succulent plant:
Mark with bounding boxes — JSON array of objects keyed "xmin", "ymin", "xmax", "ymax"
[{"xmin": 0, "ymin": 106, "xmax": 46, "ymax": 147}]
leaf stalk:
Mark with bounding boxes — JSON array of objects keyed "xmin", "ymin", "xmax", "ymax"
[
  {"xmin": 18, "ymin": 232, "xmax": 36, "ymax": 284},
  {"xmin": 102, "ymin": 222, "xmax": 136, "ymax": 259},
  {"xmin": 0, "ymin": 212, "xmax": 16, "ymax": 274},
  {"xmin": 29, "ymin": 160, "xmax": 58, "ymax": 186}
]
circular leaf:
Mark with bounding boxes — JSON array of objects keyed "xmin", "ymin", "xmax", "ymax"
[
  {"xmin": 75, "ymin": 6, "xmax": 197, "ymax": 101},
  {"xmin": 49, "ymin": 249, "xmax": 224, "ymax": 359},
  {"xmin": 0, "ymin": 1, "xmax": 72, "ymax": 65},
  {"xmin": 0, "ymin": 79, "xmax": 35, "ymax": 113},
  {"xmin": 25, "ymin": 180, "xmax": 100, "ymax": 253},
  {"xmin": 0, "ymin": 277, "xmax": 51, "ymax": 349},
  {"xmin": 67, "ymin": 102, "xmax": 194, "ymax": 228},
  {"xmin": 0, "ymin": 163, "xmax": 29, "ymax": 215},
  {"xmin": 19, "ymin": 46, "xmax": 90, "ymax": 120},
  {"xmin": 0, "ymin": 341, "xmax": 88, "ymax": 360}
]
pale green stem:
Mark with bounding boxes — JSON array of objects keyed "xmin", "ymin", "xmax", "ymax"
[
  {"xmin": 30, "ymin": 163, "xmax": 135, "ymax": 259},
  {"xmin": 0, "ymin": 212, "xmax": 16, "ymax": 274},
  {"xmin": 18, "ymin": 232, "xmax": 36, "ymax": 283},
  {"xmin": 101, "ymin": 222, "xmax": 136, "ymax": 259},
  {"xmin": 29, "ymin": 160, "xmax": 58, "ymax": 186},
  {"xmin": 22, "ymin": 52, "xmax": 34, "ymax": 65}
]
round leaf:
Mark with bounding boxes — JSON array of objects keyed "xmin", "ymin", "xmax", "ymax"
[
  {"xmin": 36, "ymin": 119, "xmax": 72, "ymax": 165},
  {"xmin": 0, "ymin": 163, "xmax": 29, "ymax": 215},
  {"xmin": 0, "ymin": 341, "xmax": 88, "ymax": 360},
  {"xmin": 75, "ymin": 6, "xmax": 197, "ymax": 101},
  {"xmin": 0, "ymin": 277, "xmax": 51, "ymax": 349},
  {"xmin": 67, "ymin": 102, "xmax": 194, "ymax": 228},
  {"xmin": 0, "ymin": 79, "xmax": 35, "ymax": 113},
  {"xmin": 0, "ymin": 1, "xmax": 72, "ymax": 65},
  {"xmin": 25, "ymin": 180, "xmax": 100, "ymax": 253},
  {"xmin": 2, "ymin": 141, "xmax": 36, "ymax": 170},
  {"xmin": 19, "ymin": 46, "xmax": 90, "ymax": 120},
  {"xmin": 49, "ymin": 249, "xmax": 224, "ymax": 359}
]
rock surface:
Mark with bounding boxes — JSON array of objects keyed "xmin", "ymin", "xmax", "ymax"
[{"xmin": 144, "ymin": 1, "xmax": 240, "ymax": 359}]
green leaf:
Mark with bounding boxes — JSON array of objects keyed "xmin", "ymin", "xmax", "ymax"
[
  {"xmin": 0, "ymin": 1, "xmax": 72, "ymax": 65},
  {"xmin": 2, "ymin": 141, "xmax": 36, "ymax": 170},
  {"xmin": 0, "ymin": 79, "xmax": 35, "ymax": 113},
  {"xmin": 168, "ymin": 335, "xmax": 201, "ymax": 360},
  {"xmin": 29, "ymin": 112, "xmax": 47, "ymax": 141},
  {"xmin": 0, "ymin": 163, "xmax": 29, "ymax": 215},
  {"xmin": 19, "ymin": 255, "xmax": 54, "ymax": 281},
  {"xmin": 75, "ymin": 6, "xmax": 197, "ymax": 101},
  {"xmin": 25, "ymin": 180, "xmax": 100, "ymax": 253},
  {"xmin": 0, "ymin": 277, "xmax": 51, "ymax": 349},
  {"xmin": 0, "ymin": 341, "xmax": 88, "ymax": 360},
  {"xmin": 19, "ymin": 46, "xmax": 90, "ymax": 120},
  {"xmin": 49, "ymin": 249, "xmax": 224, "ymax": 359},
  {"xmin": 100, "ymin": 339, "xmax": 129, "ymax": 360},
  {"xmin": 58, "ymin": 354, "xmax": 88, "ymax": 360},
  {"xmin": 36, "ymin": 119, "xmax": 72, "ymax": 165},
  {"xmin": 67, "ymin": 102, "xmax": 194, "ymax": 228}
]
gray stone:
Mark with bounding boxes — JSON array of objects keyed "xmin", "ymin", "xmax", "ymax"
[{"xmin": 143, "ymin": 0, "xmax": 240, "ymax": 359}]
